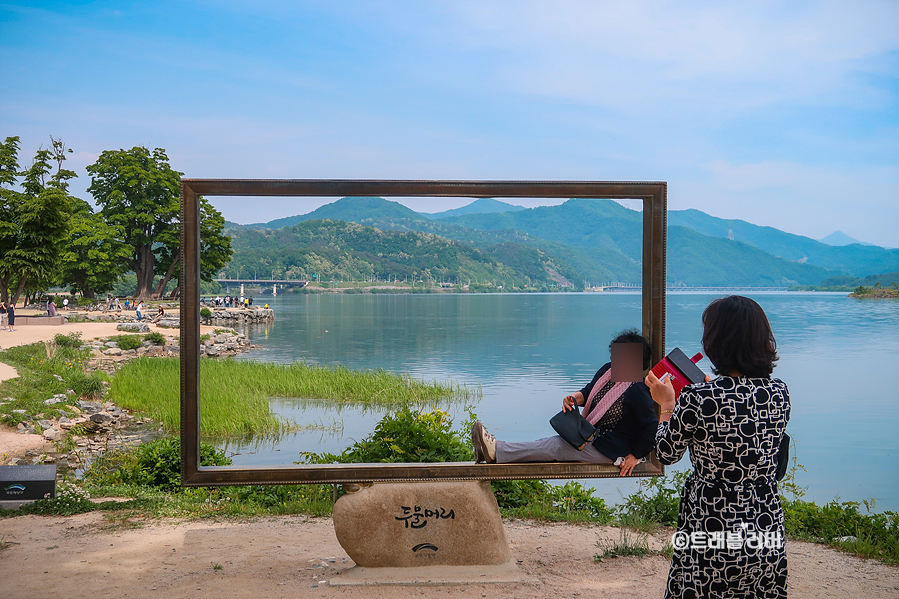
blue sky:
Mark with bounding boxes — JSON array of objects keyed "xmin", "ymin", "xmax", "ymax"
[{"xmin": 2, "ymin": 1, "xmax": 897, "ymax": 247}]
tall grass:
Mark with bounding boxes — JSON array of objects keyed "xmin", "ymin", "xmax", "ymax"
[{"xmin": 108, "ymin": 357, "xmax": 477, "ymax": 436}]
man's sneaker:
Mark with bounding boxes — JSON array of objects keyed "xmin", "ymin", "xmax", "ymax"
[{"xmin": 471, "ymin": 421, "xmax": 497, "ymax": 464}]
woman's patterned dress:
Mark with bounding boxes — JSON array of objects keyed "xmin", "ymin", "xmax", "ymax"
[{"xmin": 656, "ymin": 376, "xmax": 790, "ymax": 599}]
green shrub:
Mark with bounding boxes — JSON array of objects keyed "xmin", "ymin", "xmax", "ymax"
[
  {"xmin": 200, "ymin": 307, "xmax": 212, "ymax": 318},
  {"xmin": 85, "ymin": 437, "xmax": 232, "ymax": 492},
  {"xmin": 67, "ymin": 371, "xmax": 105, "ymax": 400},
  {"xmin": 310, "ymin": 406, "xmax": 473, "ymax": 464},
  {"xmin": 109, "ymin": 335, "xmax": 143, "ymax": 351},
  {"xmin": 783, "ymin": 498, "xmax": 899, "ymax": 563},
  {"xmin": 548, "ymin": 481, "xmax": 614, "ymax": 522},
  {"xmin": 53, "ymin": 332, "xmax": 83, "ymax": 348},
  {"xmin": 616, "ymin": 470, "xmax": 688, "ymax": 528},
  {"xmin": 18, "ymin": 483, "xmax": 94, "ymax": 516},
  {"xmin": 144, "ymin": 331, "xmax": 166, "ymax": 345}
]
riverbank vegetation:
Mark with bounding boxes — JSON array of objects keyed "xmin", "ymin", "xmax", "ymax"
[{"xmin": 109, "ymin": 357, "xmax": 479, "ymax": 435}]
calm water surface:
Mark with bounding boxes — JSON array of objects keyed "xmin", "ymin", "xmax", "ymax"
[{"xmin": 209, "ymin": 292, "xmax": 898, "ymax": 511}]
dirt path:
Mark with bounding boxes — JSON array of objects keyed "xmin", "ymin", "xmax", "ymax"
[{"xmin": 0, "ymin": 513, "xmax": 896, "ymax": 599}]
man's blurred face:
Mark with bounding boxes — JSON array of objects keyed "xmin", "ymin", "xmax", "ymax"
[{"xmin": 611, "ymin": 342, "xmax": 643, "ymax": 382}]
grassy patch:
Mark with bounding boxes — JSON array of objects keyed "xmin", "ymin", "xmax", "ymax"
[
  {"xmin": 0, "ymin": 340, "xmax": 104, "ymax": 428},
  {"xmin": 109, "ymin": 357, "xmax": 478, "ymax": 436}
]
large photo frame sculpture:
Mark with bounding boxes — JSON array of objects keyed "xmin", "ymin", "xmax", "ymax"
[{"xmin": 180, "ymin": 180, "xmax": 668, "ymax": 486}]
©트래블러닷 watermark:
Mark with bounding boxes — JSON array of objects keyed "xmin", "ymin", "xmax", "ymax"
[{"xmin": 671, "ymin": 523, "xmax": 783, "ymax": 551}]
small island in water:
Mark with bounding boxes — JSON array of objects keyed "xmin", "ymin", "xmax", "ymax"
[{"xmin": 849, "ymin": 285, "xmax": 899, "ymax": 298}]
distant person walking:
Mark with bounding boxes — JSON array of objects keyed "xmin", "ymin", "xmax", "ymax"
[
  {"xmin": 6, "ymin": 301, "xmax": 15, "ymax": 331},
  {"xmin": 48, "ymin": 299, "xmax": 57, "ymax": 317},
  {"xmin": 136, "ymin": 301, "xmax": 144, "ymax": 321},
  {"xmin": 0, "ymin": 301, "xmax": 7, "ymax": 330},
  {"xmin": 62, "ymin": 297, "xmax": 69, "ymax": 311}
]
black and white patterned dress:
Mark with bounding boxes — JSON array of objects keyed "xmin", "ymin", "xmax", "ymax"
[{"xmin": 656, "ymin": 376, "xmax": 790, "ymax": 599}]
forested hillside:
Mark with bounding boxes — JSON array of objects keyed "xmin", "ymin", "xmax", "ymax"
[
  {"xmin": 225, "ymin": 197, "xmax": 886, "ymax": 287},
  {"xmin": 225, "ymin": 220, "xmax": 576, "ymax": 288}
]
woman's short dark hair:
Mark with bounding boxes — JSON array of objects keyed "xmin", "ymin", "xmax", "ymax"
[
  {"xmin": 702, "ymin": 296, "xmax": 778, "ymax": 378},
  {"xmin": 610, "ymin": 329, "xmax": 652, "ymax": 370}
]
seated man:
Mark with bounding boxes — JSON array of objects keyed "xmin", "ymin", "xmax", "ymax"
[{"xmin": 472, "ymin": 329, "xmax": 658, "ymax": 477}]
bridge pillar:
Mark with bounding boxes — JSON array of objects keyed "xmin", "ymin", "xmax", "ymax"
[{"xmin": 272, "ymin": 283, "xmax": 277, "ymax": 296}]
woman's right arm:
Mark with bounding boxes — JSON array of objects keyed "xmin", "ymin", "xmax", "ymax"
[{"xmin": 654, "ymin": 388, "xmax": 700, "ymax": 465}]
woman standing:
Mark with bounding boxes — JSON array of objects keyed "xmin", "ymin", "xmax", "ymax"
[
  {"xmin": 6, "ymin": 301, "xmax": 15, "ymax": 332},
  {"xmin": 646, "ymin": 295, "xmax": 789, "ymax": 598}
]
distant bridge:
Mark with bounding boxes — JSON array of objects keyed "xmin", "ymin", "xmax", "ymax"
[
  {"xmin": 591, "ymin": 285, "xmax": 788, "ymax": 292},
  {"xmin": 214, "ymin": 278, "xmax": 308, "ymax": 288}
]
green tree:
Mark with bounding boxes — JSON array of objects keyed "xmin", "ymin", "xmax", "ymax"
[
  {"xmin": 87, "ymin": 147, "xmax": 181, "ymax": 299},
  {"xmin": 0, "ymin": 136, "xmax": 74, "ymax": 304},
  {"xmin": 152, "ymin": 196, "xmax": 233, "ymax": 299},
  {"xmin": 59, "ymin": 198, "xmax": 132, "ymax": 298},
  {"xmin": 87, "ymin": 146, "xmax": 233, "ymax": 299}
]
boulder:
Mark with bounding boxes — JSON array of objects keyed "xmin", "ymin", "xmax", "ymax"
[
  {"xmin": 104, "ymin": 347, "xmax": 123, "ymax": 356},
  {"xmin": 42, "ymin": 428, "xmax": 62, "ymax": 441},
  {"xmin": 77, "ymin": 401, "xmax": 103, "ymax": 414},
  {"xmin": 117, "ymin": 322, "xmax": 150, "ymax": 333},
  {"xmin": 332, "ymin": 481, "xmax": 510, "ymax": 568},
  {"xmin": 89, "ymin": 412, "xmax": 113, "ymax": 424}
]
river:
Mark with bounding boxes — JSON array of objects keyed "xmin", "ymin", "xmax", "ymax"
[{"xmin": 208, "ymin": 291, "xmax": 898, "ymax": 512}]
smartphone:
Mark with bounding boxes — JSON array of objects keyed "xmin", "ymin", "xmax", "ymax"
[{"xmin": 650, "ymin": 348, "xmax": 706, "ymax": 398}]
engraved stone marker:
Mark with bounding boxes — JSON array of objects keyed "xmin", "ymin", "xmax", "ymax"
[{"xmin": 332, "ymin": 481, "xmax": 510, "ymax": 567}]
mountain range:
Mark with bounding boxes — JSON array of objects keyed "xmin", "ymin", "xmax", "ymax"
[{"xmin": 225, "ymin": 198, "xmax": 899, "ymax": 287}]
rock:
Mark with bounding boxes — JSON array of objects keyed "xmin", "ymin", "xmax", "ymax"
[
  {"xmin": 37, "ymin": 419, "xmax": 52, "ymax": 429},
  {"xmin": 89, "ymin": 413, "xmax": 113, "ymax": 424},
  {"xmin": 53, "ymin": 374, "xmax": 64, "ymax": 382},
  {"xmin": 17, "ymin": 428, "xmax": 35, "ymax": 435},
  {"xmin": 59, "ymin": 416, "xmax": 72, "ymax": 424},
  {"xmin": 7, "ymin": 458, "xmax": 21, "ymax": 465},
  {"xmin": 42, "ymin": 428, "xmax": 62, "ymax": 441},
  {"xmin": 123, "ymin": 349, "xmax": 136, "ymax": 355},
  {"xmin": 206, "ymin": 345, "xmax": 220, "ymax": 356},
  {"xmin": 44, "ymin": 397, "xmax": 63, "ymax": 405},
  {"xmin": 12, "ymin": 409, "xmax": 26, "ymax": 414},
  {"xmin": 104, "ymin": 341, "xmax": 119, "ymax": 348},
  {"xmin": 77, "ymin": 401, "xmax": 103, "ymax": 414},
  {"xmin": 332, "ymin": 481, "xmax": 510, "ymax": 568},
  {"xmin": 117, "ymin": 322, "xmax": 150, "ymax": 333},
  {"xmin": 104, "ymin": 347, "xmax": 123, "ymax": 356}
]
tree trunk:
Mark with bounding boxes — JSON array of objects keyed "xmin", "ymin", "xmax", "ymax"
[
  {"xmin": 152, "ymin": 249, "xmax": 180, "ymax": 299},
  {"xmin": 169, "ymin": 282, "xmax": 180, "ymax": 300},
  {"xmin": 82, "ymin": 286, "xmax": 96, "ymax": 299},
  {"xmin": 132, "ymin": 244, "xmax": 156, "ymax": 299},
  {"xmin": 10, "ymin": 276, "xmax": 27, "ymax": 305}
]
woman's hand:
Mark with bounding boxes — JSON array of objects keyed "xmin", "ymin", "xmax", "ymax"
[
  {"xmin": 562, "ymin": 394, "xmax": 578, "ymax": 412},
  {"xmin": 644, "ymin": 370, "xmax": 676, "ymax": 412},
  {"xmin": 619, "ymin": 454, "xmax": 640, "ymax": 476}
]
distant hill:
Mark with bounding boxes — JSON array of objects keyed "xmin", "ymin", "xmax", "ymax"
[
  {"xmin": 244, "ymin": 197, "xmax": 431, "ymax": 230},
  {"xmin": 423, "ymin": 198, "xmax": 526, "ymax": 219},
  {"xmin": 225, "ymin": 219, "xmax": 577, "ymax": 288},
  {"xmin": 222, "ymin": 197, "xmax": 892, "ymax": 287},
  {"xmin": 818, "ymin": 230, "xmax": 873, "ymax": 247},
  {"xmin": 668, "ymin": 209, "xmax": 899, "ymax": 276}
]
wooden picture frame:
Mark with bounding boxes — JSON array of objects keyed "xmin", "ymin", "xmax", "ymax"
[{"xmin": 180, "ymin": 180, "xmax": 667, "ymax": 486}]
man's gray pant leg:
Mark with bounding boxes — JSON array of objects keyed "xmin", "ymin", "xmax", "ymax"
[{"xmin": 496, "ymin": 436, "xmax": 613, "ymax": 464}]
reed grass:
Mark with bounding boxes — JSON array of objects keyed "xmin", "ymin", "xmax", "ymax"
[{"xmin": 108, "ymin": 357, "xmax": 477, "ymax": 436}]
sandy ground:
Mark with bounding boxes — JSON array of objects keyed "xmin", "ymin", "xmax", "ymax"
[{"xmin": 0, "ymin": 513, "xmax": 897, "ymax": 599}]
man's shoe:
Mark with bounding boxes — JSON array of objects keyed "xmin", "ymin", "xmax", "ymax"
[{"xmin": 471, "ymin": 421, "xmax": 497, "ymax": 464}]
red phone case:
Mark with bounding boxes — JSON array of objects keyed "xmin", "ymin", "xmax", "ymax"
[{"xmin": 650, "ymin": 348, "xmax": 705, "ymax": 399}]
